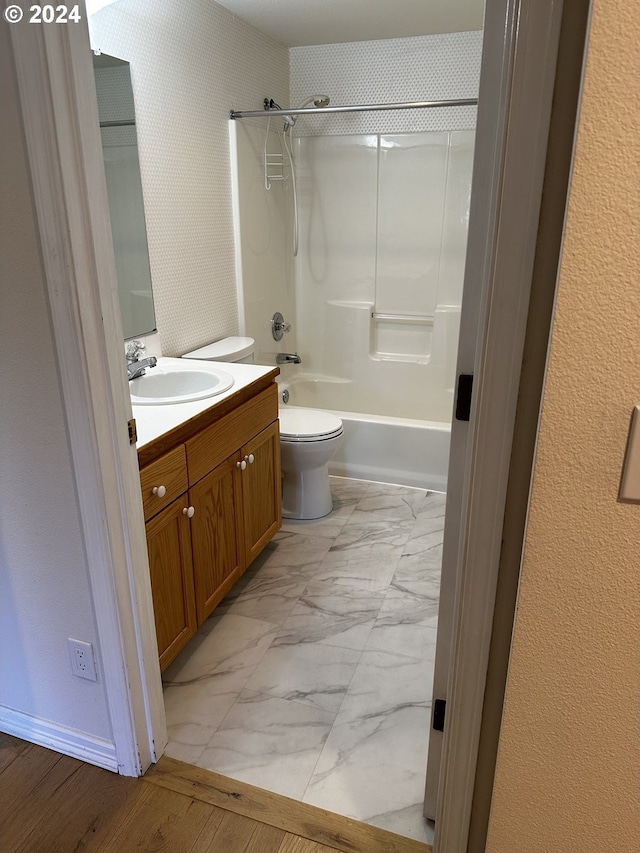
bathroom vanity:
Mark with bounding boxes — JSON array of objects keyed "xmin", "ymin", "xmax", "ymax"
[{"xmin": 133, "ymin": 359, "xmax": 281, "ymax": 671}]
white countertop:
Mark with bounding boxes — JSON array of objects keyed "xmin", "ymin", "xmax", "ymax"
[{"xmin": 132, "ymin": 357, "xmax": 277, "ymax": 450}]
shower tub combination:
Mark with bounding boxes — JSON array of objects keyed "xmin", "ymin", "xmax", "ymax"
[
  {"xmin": 230, "ymin": 96, "xmax": 475, "ymax": 494},
  {"xmin": 280, "ymin": 376, "xmax": 451, "ymax": 491}
]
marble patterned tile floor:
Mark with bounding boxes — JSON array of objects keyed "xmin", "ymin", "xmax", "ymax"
[{"xmin": 163, "ymin": 476, "xmax": 445, "ymax": 845}]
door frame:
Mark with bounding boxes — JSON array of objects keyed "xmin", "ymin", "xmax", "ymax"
[
  {"xmin": 7, "ymin": 16, "xmax": 167, "ymax": 775},
  {"xmin": 426, "ymin": 0, "xmax": 589, "ymax": 849},
  {"xmin": 5, "ymin": 0, "xmax": 589, "ymax": 849}
]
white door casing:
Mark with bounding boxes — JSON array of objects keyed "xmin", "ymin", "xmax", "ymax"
[
  {"xmin": 426, "ymin": 0, "xmax": 573, "ymax": 850},
  {"xmin": 7, "ymin": 15, "xmax": 167, "ymax": 775}
]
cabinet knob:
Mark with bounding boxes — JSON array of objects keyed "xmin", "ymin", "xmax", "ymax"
[
  {"xmin": 245, "ymin": 454, "xmax": 255, "ymax": 464},
  {"xmin": 236, "ymin": 459, "xmax": 247, "ymax": 470},
  {"xmin": 152, "ymin": 485, "xmax": 166, "ymax": 498},
  {"xmin": 182, "ymin": 506, "xmax": 195, "ymax": 518}
]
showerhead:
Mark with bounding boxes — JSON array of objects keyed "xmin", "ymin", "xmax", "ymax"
[
  {"xmin": 286, "ymin": 95, "xmax": 330, "ymax": 131},
  {"xmin": 297, "ymin": 94, "xmax": 331, "ymax": 110},
  {"xmin": 265, "ymin": 95, "xmax": 331, "ymax": 132}
]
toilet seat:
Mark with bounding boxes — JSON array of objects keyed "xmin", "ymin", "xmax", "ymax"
[{"xmin": 279, "ymin": 408, "xmax": 343, "ymax": 443}]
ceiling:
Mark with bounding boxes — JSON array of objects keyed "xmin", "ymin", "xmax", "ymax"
[{"xmin": 212, "ymin": 0, "xmax": 485, "ymax": 47}]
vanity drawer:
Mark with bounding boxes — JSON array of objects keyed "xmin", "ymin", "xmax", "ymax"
[
  {"xmin": 140, "ymin": 445, "xmax": 188, "ymax": 521},
  {"xmin": 186, "ymin": 385, "xmax": 278, "ymax": 486}
]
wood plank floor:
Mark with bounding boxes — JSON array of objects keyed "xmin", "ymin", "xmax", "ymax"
[{"xmin": 0, "ymin": 735, "xmax": 432, "ymax": 852}]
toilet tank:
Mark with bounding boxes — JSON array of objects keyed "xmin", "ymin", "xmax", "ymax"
[{"xmin": 181, "ymin": 336, "xmax": 255, "ymax": 364}]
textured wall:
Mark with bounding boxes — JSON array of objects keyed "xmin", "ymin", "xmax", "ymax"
[
  {"xmin": 290, "ymin": 31, "xmax": 482, "ymax": 136},
  {"xmin": 89, "ymin": 0, "xmax": 289, "ymax": 357},
  {"xmin": 231, "ymin": 121, "xmax": 297, "ymax": 364},
  {"xmin": 0, "ymin": 21, "xmax": 112, "ymax": 739},
  {"xmin": 486, "ymin": 1, "xmax": 640, "ymax": 850}
]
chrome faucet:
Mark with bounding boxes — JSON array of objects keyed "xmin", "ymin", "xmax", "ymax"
[
  {"xmin": 125, "ymin": 340, "xmax": 158, "ymax": 381},
  {"xmin": 127, "ymin": 356, "xmax": 158, "ymax": 380},
  {"xmin": 276, "ymin": 352, "xmax": 302, "ymax": 365}
]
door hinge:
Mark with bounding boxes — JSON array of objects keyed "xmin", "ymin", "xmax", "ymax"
[
  {"xmin": 455, "ymin": 373, "xmax": 474, "ymax": 422},
  {"xmin": 433, "ymin": 698, "xmax": 446, "ymax": 732},
  {"xmin": 128, "ymin": 418, "xmax": 137, "ymax": 445}
]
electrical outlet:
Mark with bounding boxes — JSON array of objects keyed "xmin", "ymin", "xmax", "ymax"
[{"xmin": 67, "ymin": 638, "xmax": 97, "ymax": 682}]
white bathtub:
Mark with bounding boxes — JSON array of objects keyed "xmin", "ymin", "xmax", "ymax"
[{"xmin": 281, "ymin": 404, "xmax": 450, "ymax": 492}]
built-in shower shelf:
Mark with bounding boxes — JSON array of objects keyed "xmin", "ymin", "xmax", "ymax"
[
  {"xmin": 371, "ymin": 310, "xmax": 433, "ymax": 361},
  {"xmin": 371, "ymin": 311, "xmax": 434, "ymax": 325}
]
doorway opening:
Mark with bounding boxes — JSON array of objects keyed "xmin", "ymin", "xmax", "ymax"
[
  {"xmin": 87, "ymin": 2, "xmax": 486, "ymax": 844},
  {"xmin": 6, "ymin": 0, "xmax": 592, "ymax": 849}
]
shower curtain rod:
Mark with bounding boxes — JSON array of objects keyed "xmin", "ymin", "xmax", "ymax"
[
  {"xmin": 99, "ymin": 119, "xmax": 135, "ymax": 128},
  {"xmin": 229, "ymin": 97, "xmax": 478, "ymax": 120}
]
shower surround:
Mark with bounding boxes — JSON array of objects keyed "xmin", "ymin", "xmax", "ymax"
[
  {"xmin": 231, "ymin": 120, "xmax": 474, "ymax": 489},
  {"xmin": 292, "ymin": 129, "xmax": 474, "ymax": 423},
  {"xmin": 230, "ymin": 32, "xmax": 480, "ymax": 489}
]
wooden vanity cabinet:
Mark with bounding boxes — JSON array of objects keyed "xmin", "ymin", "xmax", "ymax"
[
  {"xmin": 139, "ymin": 444, "xmax": 187, "ymax": 519},
  {"xmin": 138, "ymin": 377, "xmax": 281, "ymax": 671},
  {"xmin": 241, "ymin": 420, "xmax": 281, "ymax": 566},
  {"xmin": 186, "ymin": 397, "xmax": 282, "ymax": 625},
  {"xmin": 139, "ymin": 443, "xmax": 195, "ymax": 669},
  {"xmin": 189, "ymin": 453, "xmax": 244, "ymax": 624},
  {"xmin": 145, "ymin": 496, "xmax": 196, "ymax": 671}
]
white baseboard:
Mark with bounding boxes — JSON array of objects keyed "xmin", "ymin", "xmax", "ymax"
[{"xmin": 0, "ymin": 706, "xmax": 118, "ymax": 772}]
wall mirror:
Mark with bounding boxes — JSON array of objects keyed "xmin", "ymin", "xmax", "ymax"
[{"xmin": 92, "ymin": 53, "xmax": 157, "ymax": 340}]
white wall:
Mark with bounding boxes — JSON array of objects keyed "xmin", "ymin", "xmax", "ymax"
[
  {"xmin": 230, "ymin": 121, "xmax": 297, "ymax": 364},
  {"xmin": 0, "ymin": 22, "xmax": 113, "ymax": 744},
  {"xmin": 89, "ymin": 0, "xmax": 289, "ymax": 357}
]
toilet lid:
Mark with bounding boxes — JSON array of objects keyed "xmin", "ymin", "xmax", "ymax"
[{"xmin": 279, "ymin": 408, "xmax": 343, "ymax": 442}]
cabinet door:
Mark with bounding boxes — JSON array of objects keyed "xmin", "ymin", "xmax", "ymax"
[
  {"xmin": 145, "ymin": 497, "xmax": 196, "ymax": 672},
  {"xmin": 189, "ymin": 454, "xmax": 244, "ymax": 625},
  {"xmin": 241, "ymin": 420, "xmax": 282, "ymax": 566}
]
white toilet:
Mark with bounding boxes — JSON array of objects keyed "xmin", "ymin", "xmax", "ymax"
[
  {"xmin": 181, "ymin": 337, "xmax": 343, "ymax": 520},
  {"xmin": 279, "ymin": 408, "xmax": 343, "ymax": 520}
]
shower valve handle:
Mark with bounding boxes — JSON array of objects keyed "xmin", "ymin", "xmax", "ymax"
[{"xmin": 271, "ymin": 312, "xmax": 291, "ymax": 341}]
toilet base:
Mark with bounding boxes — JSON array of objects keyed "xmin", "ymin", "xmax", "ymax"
[
  {"xmin": 280, "ymin": 425, "xmax": 343, "ymax": 521},
  {"xmin": 281, "ymin": 463, "xmax": 334, "ymax": 520}
]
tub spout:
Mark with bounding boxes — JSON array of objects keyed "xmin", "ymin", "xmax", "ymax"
[{"xmin": 276, "ymin": 352, "xmax": 302, "ymax": 365}]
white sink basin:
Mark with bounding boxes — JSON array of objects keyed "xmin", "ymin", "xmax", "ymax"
[{"xmin": 130, "ymin": 365, "xmax": 234, "ymax": 405}]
